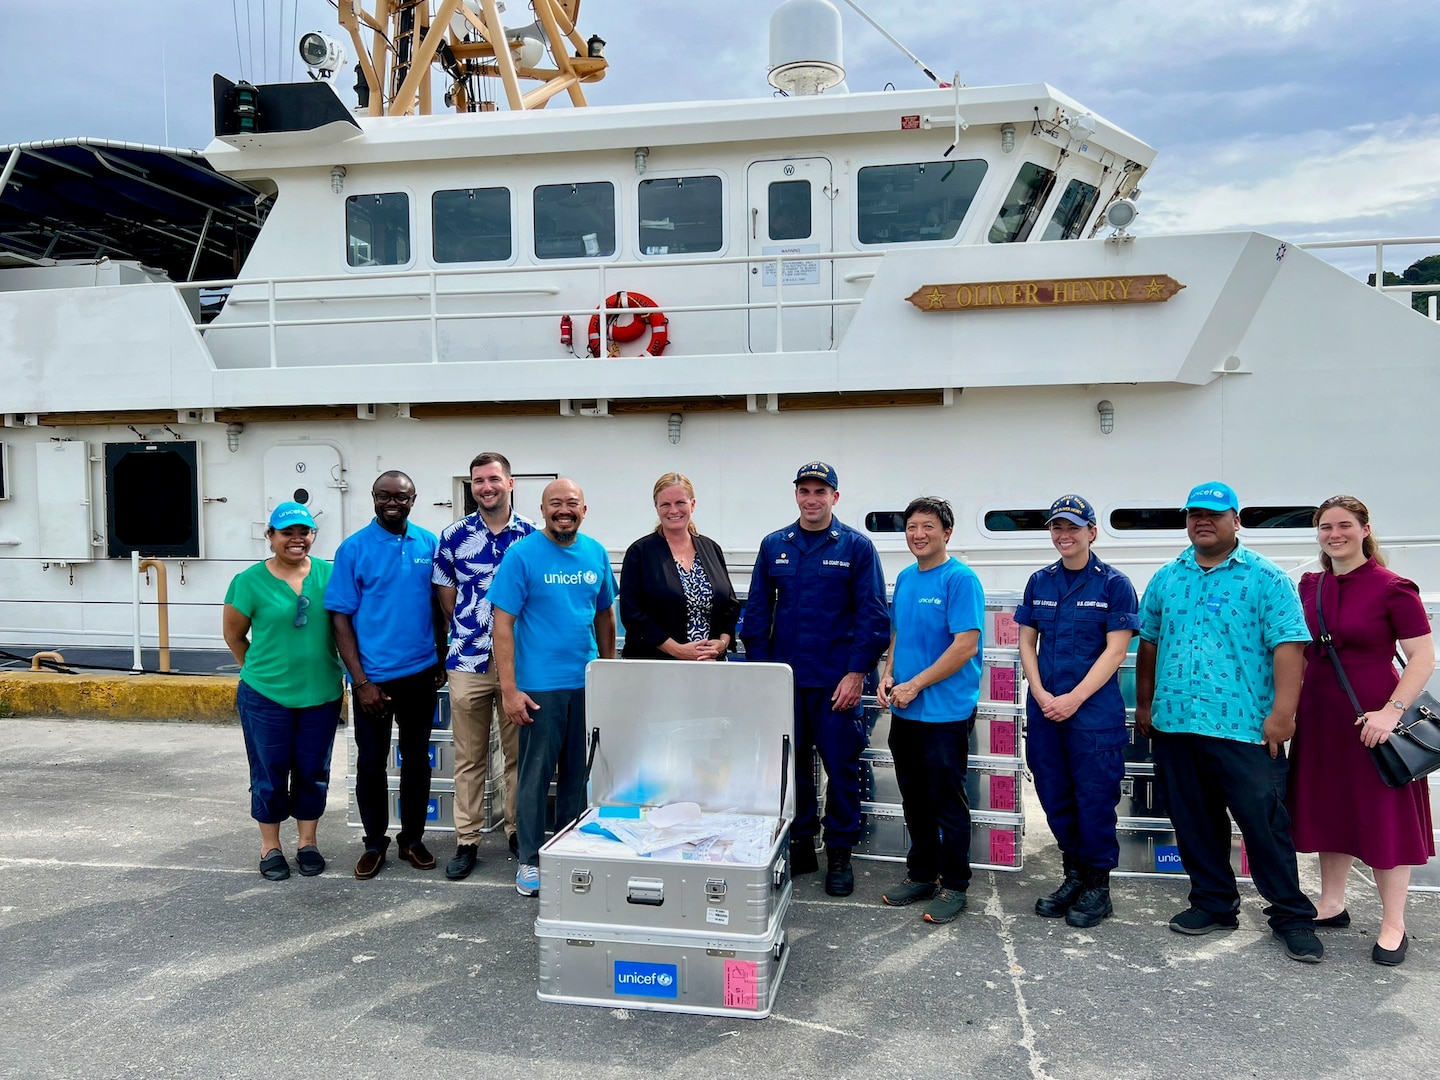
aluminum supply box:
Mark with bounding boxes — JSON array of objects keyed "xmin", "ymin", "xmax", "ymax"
[
  {"xmin": 345, "ymin": 779, "xmax": 460, "ymax": 832},
  {"xmin": 1117, "ymin": 762, "xmax": 1166, "ymax": 819},
  {"xmin": 1113, "ymin": 816, "xmax": 1252, "ymax": 880},
  {"xmin": 979, "ymin": 649, "xmax": 1024, "ymax": 705},
  {"xmin": 1410, "ymin": 832, "xmax": 1440, "ymax": 891},
  {"xmin": 861, "ymin": 750, "xmax": 1023, "ymax": 814},
  {"xmin": 854, "ymin": 801, "xmax": 1024, "ymax": 871},
  {"xmin": 537, "ymin": 659, "xmax": 796, "ymax": 1018},
  {"xmin": 865, "ymin": 702, "xmax": 1024, "ymax": 760}
]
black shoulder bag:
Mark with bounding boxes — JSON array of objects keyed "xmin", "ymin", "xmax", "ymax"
[{"xmin": 1314, "ymin": 575, "xmax": 1440, "ymax": 788}]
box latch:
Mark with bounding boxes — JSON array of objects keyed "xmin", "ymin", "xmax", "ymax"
[
  {"xmin": 570, "ymin": 869, "xmax": 593, "ymax": 894},
  {"xmin": 626, "ymin": 877, "xmax": 665, "ymax": 906},
  {"xmin": 705, "ymin": 877, "xmax": 727, "ymax": 904},
  {"xmin": 772, "ymin": 855, "xmax": 786, "ymax": 889},
  {"xmin": 1119, "ymin": 778, "xmax": 1134, "ymax": 799}
]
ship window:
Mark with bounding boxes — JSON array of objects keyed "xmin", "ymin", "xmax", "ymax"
[
  {"xmin": 989, "ymin": 163, "xmax": 1057, "ymax": 244},
  {"xmin": 1109, "ymin": 508, "xmax": 1188, "ymax": 531},
  {"xmin": 105, "ymin": 442, "xmax": 201, "ymax": 558},
  {"xmin": 768, "ymin": 181, "xmax": 811, "ymax": 240},
  {"xmin": 856, "ymin": 159, "xmax": 988, "ymax": 245},
  {"xmin": 865, "ymin": 511, "xmax": 908, "ymax": 533},
  {"xmin": 637, "ymin": 175, "xmax": 723, "ymax": 255},
  {"xmin": 1040, "ymin": 178, "xmax": 1100, "ymax": 241},
  {"xmin": 533, "ymin": 181, "xmax": 616, "ymax": 259},
  {"xmin": 346, "ymin": 192, "xmax": 410, "ymax": 267},
  {"xmin": 432, "ymin": 187, "xmax": 512, "ymax": 263},
  {"xmin": 983, "ymin": 509, "xmax": 1052, "ymax": 532},
  {"xmin": 1240, "ymin": 506, "xmax": 1319, "ymax": 529}
]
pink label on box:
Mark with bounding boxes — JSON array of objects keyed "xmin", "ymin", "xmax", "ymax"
[
  {"xmin": 723, "ymin": 960, "xmax": 758, "ymax": 1009},
  {"xmin": 988, "ymin": 666, "xmax": 1016, "ymax": 702},
  {"xmin": 992, "ymin": 612, "xmax": 1019, "ymax": 646},
  {"xmin": 989, "ymin": 720, "xmax": 1016, "ymax": 756},
  {"xmin": 1239, "ymin": 840, "xmax": 1249, "ymax": 877},
  {"xmin": 989, "ymin": 829, "xmax": 1016, "ymax": 865},
  {"xmin": 989, "ymin": 774, "xmax": 1017, "ymax": 812}
]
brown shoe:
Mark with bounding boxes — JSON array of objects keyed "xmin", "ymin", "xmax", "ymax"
[
  {"xmin": 354, "ymin": 848, "xmax": 386, "ymax": 880},
  {"xmin": 398, "ymin": 842, "xmax": 436, "ymax": 870}
]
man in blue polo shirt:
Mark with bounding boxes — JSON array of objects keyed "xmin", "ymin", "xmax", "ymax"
[
  {"xmin": 877, "ymin": 497, "xmax": 985, "ymax": 925},
  {"xmin": 1136, "ymin": 481, "xmax": 1322, "ymax": 963},
  {"xmin": 490, "ymin": 478, "xmax": 616, "ymax": 897},
  {"xmin": 327, "ymin": 470, "xmax": 445, "ymax": 880},
  {"xmin": 1015, "ymin": 494, "xmax": 1139, "ymax": 929},
  {"xmin": 742, "ymin": 461, "xmax": 890, "ymax": 898}
]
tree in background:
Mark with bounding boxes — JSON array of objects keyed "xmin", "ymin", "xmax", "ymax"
[{"xmin": 1368, "ymin": 254, "xmax": 1440, "ymax": 315}]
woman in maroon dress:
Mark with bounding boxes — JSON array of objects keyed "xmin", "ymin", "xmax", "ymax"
[{"xmin": 1288, "ymin": 495, "xmax": 1436, "ymax": 966}]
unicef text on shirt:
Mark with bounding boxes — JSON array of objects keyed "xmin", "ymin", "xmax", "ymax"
[{"xmin": 543, "ymin": 570, "xmax": 601, "ymax": 586}]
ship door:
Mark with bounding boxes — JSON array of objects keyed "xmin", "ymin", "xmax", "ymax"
[
  {"xmin": 747, "ymin": 158, "xmax": 833, "ymax": 353},
  {"xmin": 263, "ymin": 444, "xmax": 344, "ymax": 559}
]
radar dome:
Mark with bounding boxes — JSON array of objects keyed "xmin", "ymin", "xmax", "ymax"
[{"xmin": 768, "ymin": 0, "xmax": 845, "ymax": 96}]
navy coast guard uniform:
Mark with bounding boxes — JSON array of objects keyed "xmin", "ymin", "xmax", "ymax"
[
  {"xmin": 1015, "ymin": 554, "xmax": 1139, "ymax": 871},
  {"xmin": 742, "ymin": 519, "xmax": 890, "ymax": 849}
]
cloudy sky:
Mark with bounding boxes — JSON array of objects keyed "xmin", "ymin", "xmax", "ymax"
[{"xmin": 3, "ymin": 0, "xmax": 1437, "ymax": 278}]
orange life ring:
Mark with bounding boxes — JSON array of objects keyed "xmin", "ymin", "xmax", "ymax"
[{"xmin": 584, "ymin": 291, "xmax": 669, "ymax": 357}]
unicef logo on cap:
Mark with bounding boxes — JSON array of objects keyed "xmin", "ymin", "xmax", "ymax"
[{"xmin": 583, "ymin": 570, "xmax": 598, "ymax": 585}]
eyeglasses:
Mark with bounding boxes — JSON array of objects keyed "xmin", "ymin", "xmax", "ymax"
[
  {"xmin": 373, "ymin": 492, "xmax": 414, "ymax": 505},
  {"xmin": 294, "ymin": 594, "xmax": 311, "ymax": 628}
]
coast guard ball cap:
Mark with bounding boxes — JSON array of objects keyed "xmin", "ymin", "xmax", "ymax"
[
  {"xmin": 794, "ymin": 461, "xmax": 839, "ymax": 489},
  {"xmin": 269, "ymin": 501, "xmax": 317, "ymax": 530},
  {"xmin": 1046, "ymin": 494, "xmax": 1096, "ymax": 527},
  {"xmin": 1184, "ymin": 481, "xmax": 1239, "ymax": 513}
]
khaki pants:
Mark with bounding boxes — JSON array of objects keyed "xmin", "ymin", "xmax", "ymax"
[{"xmin": 448, "ymin": 668, "xmax": 518, "ymax": 843}]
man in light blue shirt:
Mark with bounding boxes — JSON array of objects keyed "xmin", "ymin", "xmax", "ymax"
[
  {"xmin": 1136, "ymin": 481, "xmax": 1320, "ymax": 963},
  {"xmin": 490, "ymin": 478, "xmax": 616, "ymax": 897},
  {"xmin": 877, "ymin": 497, "xmax": 985, "ymax": 926}
]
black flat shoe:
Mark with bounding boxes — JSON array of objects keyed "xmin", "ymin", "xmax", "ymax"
[
  {"xmin": 1372, "ymin": 934, "xmax": 1409, "ymax": 966},
  {"xmin": 295, "ymin": 845, "xmax": 325, "ymax": 877},
  {"xmin": 1314, "ymin": 909, "xmax": 1350, "ymax": 929},
  {"xmin": 259, "ymin": 848, "xmax": 291, "ymax": 881}
]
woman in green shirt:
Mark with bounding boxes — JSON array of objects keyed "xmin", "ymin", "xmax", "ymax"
[{"xmin": 223, "ymin": 502, "xmax": 344, "ymax": 880}]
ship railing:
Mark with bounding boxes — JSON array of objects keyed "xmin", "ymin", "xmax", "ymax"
[
  {"xmin": 1297, "ymin": 235, "xmax": 1440, "ymax": 320},
  {"xmin": 177, "ymin": 249, "xmax": 883, "ymax": 367}
]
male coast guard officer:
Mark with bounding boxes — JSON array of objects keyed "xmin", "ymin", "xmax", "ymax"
[
  {"xmin": 1014, "ymin": 494, "xmax": 1139, "ymax": 928},
  {"xmin": 742, "ymin": 461, "xmax": 890, "ymax": 897}
]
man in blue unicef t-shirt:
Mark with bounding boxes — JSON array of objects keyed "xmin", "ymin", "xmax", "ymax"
[{"xmin": 490, "ymin": 478, "xmax": 617, "ymax": 897}]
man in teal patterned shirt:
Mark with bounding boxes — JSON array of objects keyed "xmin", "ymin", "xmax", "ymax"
[{"xmin": 1135, "ymin": 481, "xmax": 1322, "ymax": 963}]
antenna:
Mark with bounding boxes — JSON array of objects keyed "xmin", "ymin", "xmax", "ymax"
[{"xmin": 835, "ymin": 0, "xmax": 955, "ymax": 88}]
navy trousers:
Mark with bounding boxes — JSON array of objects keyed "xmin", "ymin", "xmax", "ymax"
[
  {"xmin": 1026, "ymin": 717, "xmax": 1125, "ymax": 871},
  {"xmin": 793, "ymin": 687, "xmax": 867, "ymax": 848},
  {"xmin": 1153, "ymin": 729, "xmax": 1317, "ymax": 932}
]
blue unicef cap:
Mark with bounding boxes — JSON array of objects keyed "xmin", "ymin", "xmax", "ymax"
[
  {"xmin": 1046, "ymin": 494, "xmax": 1095, "ymax": 527},
  {"xmin": 1184, "ymin": 481, "xmax": 1239, "ymax": 513},
  {"xmin": 269, "ymin": 501, "xmax": 317, "ymax": 530},
  {"xmin": 794, "ymin": 461, "xmax": 839, "ymax": 489}
]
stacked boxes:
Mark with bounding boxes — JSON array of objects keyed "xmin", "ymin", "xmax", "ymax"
[{"xmin": 536, "ymin": 660, "xmax": 795, "ymax": 1018}]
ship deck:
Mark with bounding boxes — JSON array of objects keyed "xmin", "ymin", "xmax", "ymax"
[{"xmin": 1, "ymin": 718, "xmax": 1432, "ymax": 1079}]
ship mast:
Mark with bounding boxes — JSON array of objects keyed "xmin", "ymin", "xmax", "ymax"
[{"xmin": 336, "ymin": 0, "xmax": 607, "ymax": 116}]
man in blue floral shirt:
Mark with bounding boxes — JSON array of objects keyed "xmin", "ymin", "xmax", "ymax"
[{"xmin": 433, "ymin": 452, "xmax": 536, "ymax": 879}]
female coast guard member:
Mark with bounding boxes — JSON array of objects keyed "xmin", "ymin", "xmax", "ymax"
[{"xmin": 1015, "ymin": 494, "xmax": 1139, "ymax": 927}]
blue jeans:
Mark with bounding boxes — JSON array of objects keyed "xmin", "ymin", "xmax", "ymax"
[
  {"xmin": 1025, "ymin": 717, "xmax": 1126, "ymax": 871},
  {"xmin": 516, "ymin": 688, "xmax": 589, "ymax": 865},
  {"xmin": 236, "ymin": 681, "xmax": 342, "ymax": 823}
]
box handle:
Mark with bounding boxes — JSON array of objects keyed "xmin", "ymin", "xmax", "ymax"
[
  {"xmin": 773, "ymin": 733, "xmax": 791, "ymax": 843},
  {"xmin": 626, "ymin": 877, "xmax": 665, "ymax": 906},
  {"xmin": 585, "ymin": 726, "xmax": 600, "ymax": 786}
]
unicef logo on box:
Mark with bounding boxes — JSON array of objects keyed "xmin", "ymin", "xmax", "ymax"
[
  {"xmin": 613, "ymin": 960, "xmax": 679, "ymax": 998},
  {"xmin": 1154, "ymin": 846, "xmax": 1185, "ymax": 873}
]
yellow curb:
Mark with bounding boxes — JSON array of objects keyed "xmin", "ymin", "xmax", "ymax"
[{"xmin": 0, "ymin": 672, "xmax": 239, "ymax": 722}]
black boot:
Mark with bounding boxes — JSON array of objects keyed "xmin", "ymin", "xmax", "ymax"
[
  {"xmin": 1035, "ymin": 854, "xmax": 1084, "ymax": 918},
  {"xmin": 791, "ymin": 837, "xmax": 819, "ymax": 875},
  {"xmin": 824, "ymin": 846, "xmax": 854, "ymax": 897},
  {"xmin": 1065, "ymin": 868, "xmax": 1114, "ymax": 928}
]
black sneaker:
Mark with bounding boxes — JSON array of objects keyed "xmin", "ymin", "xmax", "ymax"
[
  {"xmin": 791, "ymin": 838, "xmax": 819, "ymax": 876},
  {"xmin": 1035, "ymin": 871, "xmax": 1084, "ymax": 918},
  {"xmin": 1274, "ymin": 927, "xmax": 1324, "ymax": 964},
  {"xmin": 922, "ymin": 889, "xmax": 968, "ymax": 924},
  {"xmin": 824, "ymin": 846, "xmax": 854, "ymax": 897},
  {"xmin": 882, "ymin": 877, "xmax": 938, "ymax": 907},
  {"xmin": 446, "ymin": 843, "xmax": 479, "ymax": 880},
  {"xmin": 1168, "ymin": 907, "xmax": 1239, "ymax": 935}
]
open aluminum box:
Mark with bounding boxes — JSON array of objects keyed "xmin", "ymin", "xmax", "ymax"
[{"xmin": 536, "ymin": 658, "xmax": 796, "ymax": 1018}]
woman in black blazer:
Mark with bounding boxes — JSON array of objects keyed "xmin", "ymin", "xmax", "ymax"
[{"xmin": 620, "ymin": 473, "xmax": 740, "ymax": 660}]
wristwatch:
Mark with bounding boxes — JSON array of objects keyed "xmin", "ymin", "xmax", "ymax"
[{"xmin": 1390, "ymin": 699, "xmax": 1406, "ymax": 713}]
